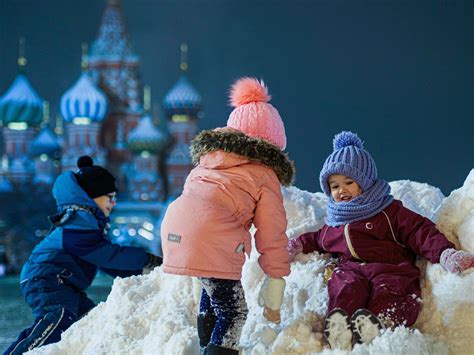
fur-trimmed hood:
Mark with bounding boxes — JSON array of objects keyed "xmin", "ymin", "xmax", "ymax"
[{"xmin": 190, "ymin": 129, "xmax": 295, "ymax": 186}]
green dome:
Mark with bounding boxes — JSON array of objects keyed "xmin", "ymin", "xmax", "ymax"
[
  {"xmin": 127, "ymin": 115, "xmax": 167, "ymax": 154},
  {"xmin": 0, "ymin": 74, "xmax": 43, "ymax": 126}
]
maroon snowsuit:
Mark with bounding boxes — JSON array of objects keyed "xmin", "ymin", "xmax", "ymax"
[{"xmin": 298, "ymin": 200, "xmax": 454, "ymax": 326}]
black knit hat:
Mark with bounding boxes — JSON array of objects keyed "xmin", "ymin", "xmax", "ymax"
[{"xmin": 74, "ymin": 156, "xmax": 118, "ymax": 199}]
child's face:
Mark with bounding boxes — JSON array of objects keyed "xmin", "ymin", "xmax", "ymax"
[
  {"xmin": 328, "ymin": 174, "xmax": 362, "ymax": 202},
  {"xmin": 93, "ymin": 192, "xmax": 117, "ymax": 217}
]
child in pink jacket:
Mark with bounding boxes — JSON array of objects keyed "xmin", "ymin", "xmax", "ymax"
[
  {"xmin": 288, "ymin": 131, "xmax": 474, "ymax": 350},
  {"xmin": 161, "ymin": 78, "xmax": 294, "ymax": 354}
]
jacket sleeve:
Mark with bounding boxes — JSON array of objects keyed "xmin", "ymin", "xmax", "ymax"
[
  {"xmin": 62, "ymin": 211, "xmax": 148, "ymax": 270},
  {"xmin": 394, "ymin": 203, "xmax": 455, "ymax": 263},
  {"xmin": 298, "ymin": 228, "xmax": 325, "ymax": 254},
  {"xmin": 253, "ymin": 171, "xmax": 291, "ymax": 278}
]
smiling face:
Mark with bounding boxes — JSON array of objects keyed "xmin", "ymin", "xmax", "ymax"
[
  {"xmin": 93, "ymin": 192, "xmax": 117, "ymax": 217},
  {"xmin": 328, "ymin": 174, "xmax": 362, "ymax": 202}
]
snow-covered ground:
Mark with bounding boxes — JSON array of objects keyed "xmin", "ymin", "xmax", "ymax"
[{"xmin": 30, "ymin": 170, "xmax": 474, "ymax": 355}]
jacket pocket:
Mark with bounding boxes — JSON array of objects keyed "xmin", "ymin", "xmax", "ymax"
[{"xmin": 232, "ymin": 242, "xmax": 246, "ymax": 273}]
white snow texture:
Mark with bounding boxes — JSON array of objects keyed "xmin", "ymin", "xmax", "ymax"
[{"xmin": 29, "ymin": 170, "xmax": 474, "ymax": 355}]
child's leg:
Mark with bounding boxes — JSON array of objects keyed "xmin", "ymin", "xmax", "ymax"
[
  {"xmin": 200, "ymin": 278, "xmax": 248, "ymax": 353},
  {"xmin": 3, "ymin": 307, "xmax": 76, "ymax": 355},
  {"xmin": 197, "ymin": 286, "xmax": 217, "ymax": 350},
  {"xmin": 327, "ymin": 264, "xmax": 370, "ymax": 317},
  {"xmin": 368, "ymin": 269, "xmax": 421, "ymax": 327}
]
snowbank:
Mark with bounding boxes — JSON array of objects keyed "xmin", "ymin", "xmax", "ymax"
[{"xmin": 30, "ymin": 171, "xmax": 474, "ymax": 355}]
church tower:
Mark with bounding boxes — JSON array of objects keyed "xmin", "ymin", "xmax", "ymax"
[
  {"xmin": 163, "ymin": 44, "xmax": 203, "ymax": 197},
  {"xmin": 87, "ymin": 0, "xmax": 143, "ymax": 185},
  {"xmin": 0, "ymin": 38, "xmax": 43, "ymax": 187},
  {"xmin": 60, "ymin": 44, "xmax": 108, "ymax": 172}
]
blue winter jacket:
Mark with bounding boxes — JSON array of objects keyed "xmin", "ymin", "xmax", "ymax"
[{"xmin": 20, "ymin": 171, "xmax": 149, "ymax": 317}]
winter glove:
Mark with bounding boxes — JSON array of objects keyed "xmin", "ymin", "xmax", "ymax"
[
  {"xmin": 258, "ymin": 276, "xmax": 286, "ymax": 324},
  {"xmin": 288, "ymin": 237, "xmax": 304, "ymax": 262},
  {"xmin": 143, "ymin": 253, "xmax": 163, "ymax": 273},
  {"xmin": 439, "ymin": 248, "xmax": 474, "ymax": 273}
]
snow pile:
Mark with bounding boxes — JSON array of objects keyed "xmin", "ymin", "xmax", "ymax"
[
  {"xmin": 434, "ymin": 169, "xmax": 474, "ymax": 252},
  {"xmin": 30, "ymin": 172, "xmax": 474, "ymax": 355}
]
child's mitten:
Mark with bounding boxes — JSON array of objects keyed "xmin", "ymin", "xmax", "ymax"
[
  {"xmin": 440, "ymin": 248, "xmax": 474, "ymax": 273},
  {"xmin": 288, "ymin": 237, "xmax": 303, "ymax": 262},
  {"xmin": 258, "ymin": 276, "xmax": 286, "ymax": 323}
]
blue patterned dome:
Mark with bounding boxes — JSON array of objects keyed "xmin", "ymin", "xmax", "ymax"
[
  {"xmin": 60, "ymin": 73, "xmax": 108, "ymax": 122},
  {"xmin": 30, "ymin": 127, "xmax": 61, "ymax": 157},
  {"xmin": 0, "ymin": 74, "xmax": 43, "ymax": 126},
  {"xmin": 163, "ymin": 76, "xmax": 202, "ymax": 116},
  {"xmin": 127, "ymin": 115, "xmax": 167, "ymax": 154}
]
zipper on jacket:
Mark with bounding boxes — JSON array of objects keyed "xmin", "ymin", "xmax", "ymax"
[
  {"xmin": 381, "ymin": 211, "xmax": 405, "ymax": 248},
  {"xmin": 343, "ymin": 224, "xmax": 365, "ymax": 262}
]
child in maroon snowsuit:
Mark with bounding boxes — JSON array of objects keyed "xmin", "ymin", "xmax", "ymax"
[{"xmin": 288, "ymin": 131, "xmax": 474, "ymax": 350}]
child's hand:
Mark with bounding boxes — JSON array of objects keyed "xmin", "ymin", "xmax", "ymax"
[
  {"xmin": 258, "ymin": 276, "xmax": 285, "ymax": 323},
  {"xmin": 143, "ymin": 253, "xmax": 163, "ymax": 273},
  {"xmin": 288, "ymin": 237, "xmax": 303, "ymax": 262},
  {"xmin": 440, "ymin": 248, "xmax": 474, "ymax": 273},
  {"xmin": 263, "ymin": 307, "xmax": 281, "ymax": 324}
]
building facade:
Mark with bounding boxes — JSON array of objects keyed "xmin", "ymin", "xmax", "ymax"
[{"xmin": 0, "ymin": 0, "xmax": 203, "ymax": 253}]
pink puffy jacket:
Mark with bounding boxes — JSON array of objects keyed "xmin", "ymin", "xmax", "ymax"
[{"xmin": 161, "ymin": 129, "xmax": 295, "ymax": 280}]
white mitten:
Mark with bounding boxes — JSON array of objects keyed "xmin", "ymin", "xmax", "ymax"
[{"xmin": 258, "ymin": 276, "xmax": 285, "ymax": 310}]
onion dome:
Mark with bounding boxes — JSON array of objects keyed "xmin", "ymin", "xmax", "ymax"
[
  {"xmin": 127, "ymin": 115, "xmax": 166, "ymax": 154},
  {"xmin": 0, "ymin": 74, "xmax": 43, "ymax": 126},
  {"xmin": 163, "ymin": 76, "xmax": 202, "ymax": 116},
  {"xmin": 60, "ymin": 73, "xmax": 108, "ymax": 122},
  {"xmin": 30, "ymin": 127, "xmax": 61, "ymax": 157}
]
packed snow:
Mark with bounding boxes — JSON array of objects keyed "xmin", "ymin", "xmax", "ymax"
[{"xmin": 30, "ymin": 170, "xmax": 474, "ymax": 355}]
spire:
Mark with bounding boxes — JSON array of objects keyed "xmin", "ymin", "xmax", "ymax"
[
  {"xmin": 180, "ymin": 43, "xmax": 188, "ymax": 72},
  {"xmin": 17, "ymin": 37, "xmax": 27, "ymax": 71},
  {"xmin": 41, "ymin": 101, "xmax": 50, "ymax": 128},
  {"xmin": 143, "ymin": 85, "xmax": 151, "ymax": 113},
  {"xmin": 55, "ymin": 113, "xmax": 63, "ymax": 135},
  {"xmin": 89, "ymin": 0, "xmax": 137, "ymax": 62},
  {"xmin": 81, "ymin": 42, "xmax": 89, "ymax": 71}
]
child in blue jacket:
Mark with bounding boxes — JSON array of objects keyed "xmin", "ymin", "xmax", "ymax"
[{"xmin": 4, "ymin": 156, "xmax": 161, "ymax": 355}]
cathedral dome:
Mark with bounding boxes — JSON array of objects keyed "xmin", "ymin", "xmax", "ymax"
[
  {"xmin": 60, "ymin": 73, "xmax": 108, "ymax": 123},
  {"xmin": 30, "ymin": 127, "xmax": 61, "ymax": 157},
  {"xmin": 0, "ymin": 74, "xmax": 43, "ymax": 126},
  {"xmin": 127, "ymin": 115, "xmax": 166, "ymax": 154},
  {"xmin": 163, "ymin": 76, "xmax": 202, "ymax": 116}
]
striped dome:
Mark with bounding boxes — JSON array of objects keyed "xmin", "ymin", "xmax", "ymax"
[
  {"xmin": 163, "ymin": 76, "xmax": 202, "ymax": 115},
  {"xmin": 60, "ymin": 73, "xmax": 108, "ymax": 122},
  {"xmin": 30, "ymin": 127, "xmax": 61, "ymax": 157},
  {"xmin": 127, "ymin": 115, "xmax": 166, "ymax": 154},
  {"xmin": 0, "ymin": 74, "xmax": 43, "ymax": 125}
]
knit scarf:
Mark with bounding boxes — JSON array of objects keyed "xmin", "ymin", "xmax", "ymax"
[
  {"xmin": 326, "ymin": 179, "xmax": 394, "ymax": 226},
  {"xmin": 49, "ymin": 204, "xmax": 110, "ymax": 235}
]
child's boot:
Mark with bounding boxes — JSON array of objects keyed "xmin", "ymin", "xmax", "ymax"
[
  {"xmin": 324, "ymin": 308, "xmax": 353, "ymax": 350},
  {"xmin": 197, "ymin": 312, "xmax": 216, "ymax": 354},
  {"xmin": 204, "ymin": 343, "xmax": 238, "ymax": 355},
  {"xmin": 350, "ymin": 308, "xmax": 384, "ymax": 345}
]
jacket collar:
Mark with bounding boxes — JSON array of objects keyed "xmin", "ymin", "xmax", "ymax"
[{"xmin": 190, "ymin": 129, "xmax": 295, "ymax": 186}]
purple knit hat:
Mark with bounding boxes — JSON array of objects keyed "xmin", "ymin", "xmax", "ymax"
[{"xmin": 319, "ymin": 131, "xmax": 377, "ymax": 195}]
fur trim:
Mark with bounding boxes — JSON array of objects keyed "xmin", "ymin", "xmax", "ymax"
[{"xmin": 190, "ymin": 129, "xmax": 295, "ymax": 186}]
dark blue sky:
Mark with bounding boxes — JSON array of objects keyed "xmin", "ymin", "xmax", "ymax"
[{"xmin": 1, "ymin": 0, "xmax": 472, "ymax": 194}]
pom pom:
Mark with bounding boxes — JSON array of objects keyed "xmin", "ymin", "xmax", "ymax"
[
  {"xmin": 77, "ymin": 155, "xmax": 94, "ymax": 169},
  {"xmin": 229, "ymin": 77, "xmax": 271, "ymax": 107},
  {"xmin": 333, "ymin": 131, "xmax": 364, "ymax": 150}
]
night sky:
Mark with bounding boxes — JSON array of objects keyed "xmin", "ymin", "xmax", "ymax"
[{"xmin": 1, "ymin": 0, "xmax": 472, "ymax": 194}]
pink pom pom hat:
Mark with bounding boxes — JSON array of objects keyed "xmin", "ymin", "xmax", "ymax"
[{"xmin": 226, "ymin": 77, "xmax": 287, "ymax": 150}]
